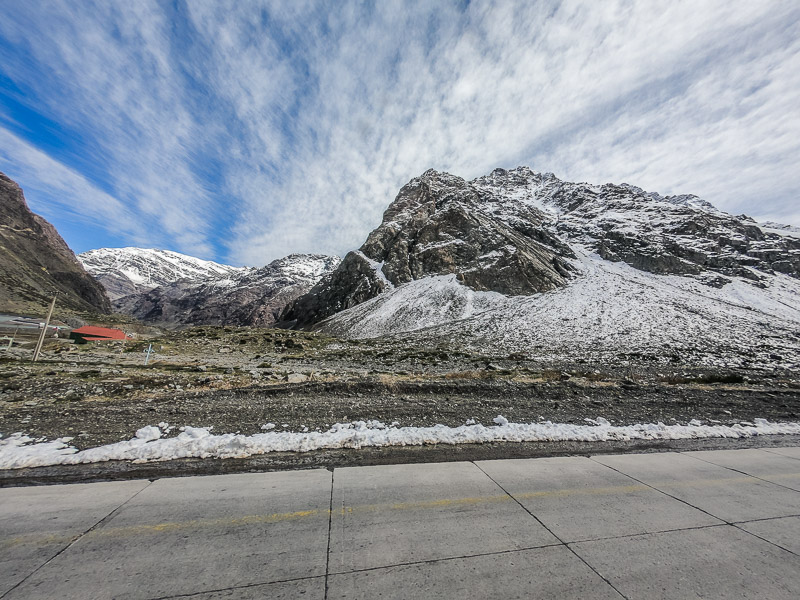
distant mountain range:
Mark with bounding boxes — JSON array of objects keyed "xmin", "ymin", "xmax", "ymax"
[
  {"xmin": 79, "ymin": 248, "xmax": 339, "ymax": 328},
  {"xmin": 279, "ymin": 167, "xmax": 800, "ymax": 371},
  {"xmin": 78, "ymin": 247, "xmax": 250, "ymax": 301},
  {"xmin": 0, "ymin": 171, "xmax": 111, "ymax": 315}
]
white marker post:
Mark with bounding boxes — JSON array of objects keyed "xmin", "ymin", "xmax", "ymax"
[
  {"xmin": 32, "ymin": 295, "xmax": 56, "ymax": 362},
  {"xmin": 144, "ymin": 343, "xmax": 154, "ymax": 366}
]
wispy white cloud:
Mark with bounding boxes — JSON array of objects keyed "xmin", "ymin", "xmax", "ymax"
[
  {"xmin": 1, "ymin": 1, "xmax": 798, "ymax": 266},
  {"xmin": 0, "ymin": 127, "xmax": 146, "ymax": 239},
  {"xmin": 0, "ymin": 0, "xmax": 216, "ymax": 256}
]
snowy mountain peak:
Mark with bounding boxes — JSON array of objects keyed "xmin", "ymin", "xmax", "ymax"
[
  {"xmin": 78, "ymin": 247, "xmax": 249, "ymax": 300},
  {"xmin": 113, "ymin": 252, "xmax": 340, "ymax": 328},
  {"xmin": 266, "ymin": 254, "xmax": 341, "ymax": 281}
]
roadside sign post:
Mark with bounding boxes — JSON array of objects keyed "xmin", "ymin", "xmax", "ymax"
[
  {"xmin": 32, "ymin": 295, "xmax": 56, "ymax": 362},
  {"xmin": 144, "ymin": 343, "xmax": 154, "ymax": 365}
]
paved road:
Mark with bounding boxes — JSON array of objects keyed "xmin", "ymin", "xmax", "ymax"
[{"xmin": 2, "ymin": 447, "xmax": 799, "ymax": 599}]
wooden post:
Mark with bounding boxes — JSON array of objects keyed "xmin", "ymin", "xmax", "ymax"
[{"xmin": 32, "ymin": 295, "xmax": 56, "ymax": 362}]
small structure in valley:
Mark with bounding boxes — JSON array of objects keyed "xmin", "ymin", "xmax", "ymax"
[{"xmin": 69, "ymin": 326, "xmax": 127, "ymax": 344}]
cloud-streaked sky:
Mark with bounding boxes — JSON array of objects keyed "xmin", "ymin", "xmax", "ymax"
[{"xmin": 1, "ymin": 1, "xmax": 799, "ymax": 266}]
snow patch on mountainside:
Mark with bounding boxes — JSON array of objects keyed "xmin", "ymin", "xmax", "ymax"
[
  {"xmin": 759, "ymin": 222, "xmax": 800, "ymax": 239},
  {"xmin": 320, "ymin": 273, "xmax": 503, "ymax": 336}
]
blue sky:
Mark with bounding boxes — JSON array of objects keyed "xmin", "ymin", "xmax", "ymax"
[{"xmin": 1, "ymin": 1, "xmax": 799, "ymax": 267}]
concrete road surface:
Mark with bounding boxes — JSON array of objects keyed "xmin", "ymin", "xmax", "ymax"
[{"xmin": 1, "ymin": 447, "xmax": 799, "ymax": 599}]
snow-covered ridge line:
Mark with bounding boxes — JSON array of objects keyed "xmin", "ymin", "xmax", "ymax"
[
  {"xmin": 79, "ymin": 247, "xmax": 248, "ymax": 284},
  {"xmin": 2, "ymin": 417, "xmax": 799, "ymax": 470}
]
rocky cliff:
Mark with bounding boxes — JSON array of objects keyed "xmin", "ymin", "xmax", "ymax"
[
  {"xmin": 471, "ymin": 168, "xmax": 799, "ymax": 285},
  {"xmin": 281, "ymin": 169, "xmax": 577, "ymax": 328},
  {"xmin": 0, "ymin": 172, "xmax": 111, "ymax": 314}
]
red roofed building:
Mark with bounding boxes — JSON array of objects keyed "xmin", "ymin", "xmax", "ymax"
[{"xmin": 69, "ymin": 326, "xmax": 127, "ymax": 343}]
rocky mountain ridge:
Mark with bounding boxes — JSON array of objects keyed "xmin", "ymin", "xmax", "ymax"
[
  {"xmin": 279, "ymin": 167, "xmax": 800, "ymax": 371},
  {"xmin": 112, "ymin": 253, "xmax": 339, "ymax": 328},
  {"xmin": 79, "ymin": 247, "xmax": 250, "ymax": 300},
  {"xmin": 281, "ymin": 169, "xmax": 579, "ymax": 328},
  {"xmin": 0, "ymin": 172, "xmax": 111, "ymax": 314},
  {"xmin": 471, "ymin": 167, "xmax": 798, "ymax": 284},
  {"xmin": 282, "ymin": 167, "xmax": 799, "ymax": 329}
]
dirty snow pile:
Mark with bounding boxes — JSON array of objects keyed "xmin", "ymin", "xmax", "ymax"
[{"xmin": 2, "ymin": 417, "xmax": 800, "ymax": 469}]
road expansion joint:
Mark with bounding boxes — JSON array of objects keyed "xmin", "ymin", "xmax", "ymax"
[
  {"xmin": 324, "ymin": 542, "xmax": 564, "ymax": 577},
  {"xmin": 324, "ymin": 468, "xmax": 335, "ymax": 600},
  {"xmin": 729, "ymin": 524, "xmax": 800, "ymax": 558},
  {"xmin": 0, "ymin": 479, "xmax": 154, "ymax": 600},
  {"xmin": 730, "ymin": 512, "xmax": 800, "ymax": 525},
  {"xmin": 678, "ymin": 450, "xmax": 800, "ymax": 494},
  {"xmin": 146, "ymin": 575, "xmax": 326, "ymax": 600},
  {"xmin": 470, "ymin": 461, "xmax": 629, "ymax": 600},
  {"xmin": 588, "ymin": 457, "xmax": 800, "ymax": 558},
  {"xmin": 762, "ymin": 448, "xmax": 800, "ymax": 461},
  {"xmin": 565, "ymin": 522, "xmax": 728, "ymax": 545},
  {"xmin": 587, "ymin": 457, "xmax": 733, "ymax": 526}
]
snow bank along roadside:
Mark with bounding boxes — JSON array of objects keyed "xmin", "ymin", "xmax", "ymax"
[{"xmin": 3, "ymin": 417, "xmax": 800, "ymax": 470}]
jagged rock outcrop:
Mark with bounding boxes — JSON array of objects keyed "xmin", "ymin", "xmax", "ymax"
[
  {"xmin": 0, "ymin": 172, "xmax": 111, "ymax": 314},
  {"xmin": 280, "ymin": 169, "xmax": 576, "ymax": 328},
  {"xmin": 113, "ymin": 254, "xmax": 339, "ymax": 328},
  {"xmin": 473, "ymin": 168, "xmax": 800, "ymax": 284}
]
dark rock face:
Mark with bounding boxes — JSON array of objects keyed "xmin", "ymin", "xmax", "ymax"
[
  {"xmin": 281, "ymin": 169, "xmax": 577, "ymax": 328},
  {"xmin": 0, "ymin": 172, "xmax": 111, "ymax": 314},
  {"xmin": 114, "ymin": 254, "xmax": 339, "ymax": 328},
  {"xmin": 278, "ymin": 251, "xmax": 391, "ymax": 329}
]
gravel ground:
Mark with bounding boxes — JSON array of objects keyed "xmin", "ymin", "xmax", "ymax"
[{"xmin": 2, "ymin": 325, "xmax": 799, "ymax": 453}]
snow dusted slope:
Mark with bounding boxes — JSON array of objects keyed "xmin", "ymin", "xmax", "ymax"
[
  {"xmin": 79, "ymin": 247, "xmax": 250, "ymax": 300},
  {"xmin": 320, "ymin": 249, "xmax": 800, "ymax": 370},
  {"xmin": 759, "ymin": 222, "xmax": 800, "ymax": 240}
]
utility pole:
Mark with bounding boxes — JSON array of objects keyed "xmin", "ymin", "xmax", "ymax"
[{"xmin": 32, "ymin": 294, "xmax": 56, "ymax": 362}]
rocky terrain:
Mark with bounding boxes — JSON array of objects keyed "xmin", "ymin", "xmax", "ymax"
[
  {"xmin": 0, "ymin": 172, "xmax": 111, "ymax": 314},
  {"xmin": 471, "ymin": 168, "xmax": 799, "ymax": 281},
  {"xmin": 282, "ymin": 168, "xmax": 800, "ymax": 373},
  {"xmin": 79, "ymin": 247, "xmax": 248, "ymax": 300},
  {"xmin": 2, "ymin": 324, "xmax": 799, "ymax": 457},
  {"xmin": 113, "ymin": 254, "xmax": 339, "ymax": 328}
]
